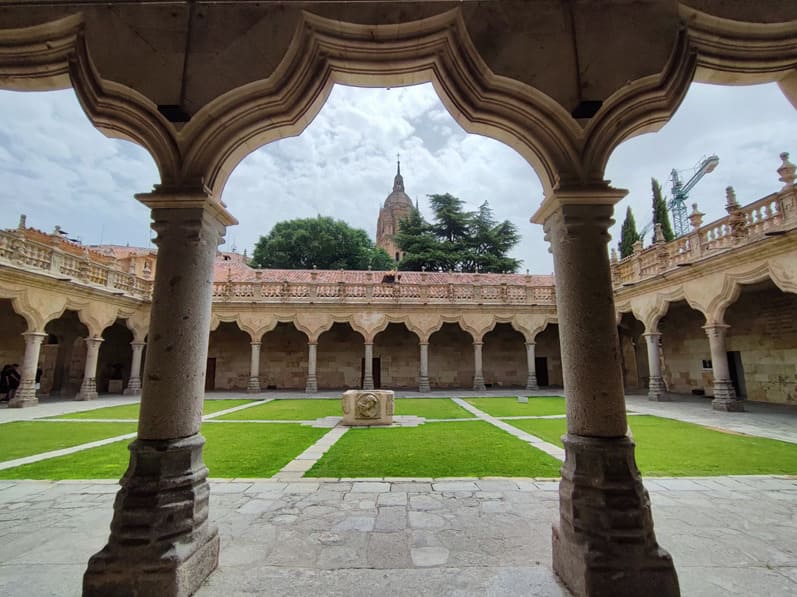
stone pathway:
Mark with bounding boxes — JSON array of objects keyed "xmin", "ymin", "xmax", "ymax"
[
  {"xmin": 452, "ymin": 398, "xmax": 565, "ymax": 461},
  {"xmin": 0, "ymin": 476, "xmax": 795, "ymax": 596}
]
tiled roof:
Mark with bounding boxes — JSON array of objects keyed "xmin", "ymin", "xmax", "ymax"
[{"xmin": 214, "ymin": 257, "xmax": 554, "ymax": 286}]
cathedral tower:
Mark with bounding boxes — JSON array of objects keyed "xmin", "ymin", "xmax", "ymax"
[{"xmin": 376, "ymin": 158, "xmax": 414, "ymax": 263}]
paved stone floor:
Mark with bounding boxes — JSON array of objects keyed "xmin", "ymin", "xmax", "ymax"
[{"xmin": 1, "ymin": 391, "xmax": 796, "ymax": 596}]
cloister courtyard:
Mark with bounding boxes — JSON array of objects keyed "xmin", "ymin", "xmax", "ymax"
[{"xmin": 1, "ymin": 391, "xmax": 796, "ymax": 596}]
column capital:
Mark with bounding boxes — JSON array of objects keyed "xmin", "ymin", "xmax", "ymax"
[
  {"xmin": 250, "ymin": 341, "xmax": 262, "ymax": 347},
  {"xmin": 525, "ymin": 341, "xmax": 536, "ymax": 347},
  {"xmin": 703, "ymin": 323, "xmax": 730, "ymax": 337},
  {"xmin": 131, "ymin": 341, "xmax": 147, "ymax": 348},
  {"xmin": 642, "ymin": 331, "xmax": 661, "ymax": 339},
  {"xmin": 22, "ymin": 331, "xmax": 47, "ymax": 342},
  {"xmin": 532, "ymin": 182, "xmax": 628, "ymax": 225},
  {"xmin": 86, "ymin": 336, "xmax": 104, "ymax": 346},
  {"xmin": 136, "ymin": 185, "xmax": 237, "ymax": 227}
]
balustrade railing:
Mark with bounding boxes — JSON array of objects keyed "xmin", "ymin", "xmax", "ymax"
[{"xmin": 612, "ymin": 187, "xmax": 795, "ymax": 287}]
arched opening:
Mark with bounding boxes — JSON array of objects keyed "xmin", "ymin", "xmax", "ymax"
[
  {"xmin": 724, "ymin": 279, "xmax": 797, "ymax": 404},
  {"xmin": 429, "ymin": 323, "xmax": 474, "ymax": 389},
  {"xmin": 260, "ymin": 322, "xmax": 307, "ymax": 390},
  {"xmin": 373, "ymin": 323, "xmax": 418, "ymax": 390},
  {"xmin": 534, "ymin": 323, "xmax": 563, "ymax": 388},
  {"xmin": 207, "ymin": 321, "xmax": 250, "ymax": 391},
  {"xmin": 658, "ymin": 300, "xmax": 710, "ymax": 397},
  {"xmin": 97, "ymin": 319, "xmax": 133, "ymax": 394},
  {"xmin": 0, "ymin": 299, "xmax": 27, "ymax": 374},
  {"xmin": 317, "ymin": 322, "xmax": 363, "ymax": 390},
  {"xmin": 618, "ymin": 312, "xmax": 648, "ymax": 392},
  {"xmin": 42, "ymin": 310, "xmax": 89, "ymax": 397},
  {"xmin": 482, "ymin": 323, "xmax": 526, "ymax": 389}
]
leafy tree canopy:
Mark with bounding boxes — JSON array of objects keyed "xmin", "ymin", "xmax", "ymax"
[
  {"xmin": 396, "ymin": 195, "xmax": 521, "ymax": 273},
  {"xmin": 618, "ymin": 206, "xmax": 640, "ymax": 258},
  {"xmin": 251, "ymin": 216, "xmax": 394, "ymax": 270}
]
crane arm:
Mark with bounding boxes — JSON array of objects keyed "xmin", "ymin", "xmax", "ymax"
[{"xmin": 681, "ymin": 155, "xmax": 719, "ymax": 195}]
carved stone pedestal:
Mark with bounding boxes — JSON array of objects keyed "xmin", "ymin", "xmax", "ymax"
[
  {"xmin": 552, "ymin": 434, "xmax": 680, "ymax": 597},
  {"xmin": 84, "ymin": 434, "xmax": 219, "ymax": 597},
  {"xmin": 341, "ymin": 390, "xmax": 394, "ymax": 426},
  {"xmin": 648, "ymin": 377, "xmax": 668, "ymax": 401}
]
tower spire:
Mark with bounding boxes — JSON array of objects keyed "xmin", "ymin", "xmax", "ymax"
[{"xmin": 393, "ymin": 152, "xmax": 404, "ymax": 192}]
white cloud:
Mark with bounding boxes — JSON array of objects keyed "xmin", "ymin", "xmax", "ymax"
[{"xmin": 0, "ymin": 81, "xmax": 794, "ymax": 275}]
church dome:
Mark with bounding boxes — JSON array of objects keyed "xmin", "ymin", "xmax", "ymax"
[{"xmin": 383, "ymin": 159, "xmax": 413, "ymax": 209}]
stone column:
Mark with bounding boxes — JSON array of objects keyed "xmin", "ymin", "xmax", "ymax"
[
  {"xmin": 247, "ymin": 342, "xmax": 261, "ymax": 393},
  {"xmin": 84, "ymin": 190, "xmax": 235, "ymax": 597},
  {"xmin": 305, "ymin": 342, "xmax": 318, "ymax": 393},
  {"xmin": 123, "ymin": 341, "xmax": 145, "ymax": 395},
  {"xmin": 704, "ymin": 324, "xmax": 742, "ymax": 412},
  {"xmin": 643, "ymin": 332, "xmax": 667, "ymax": 401},
  {"xmin": 363, "ymin": 342, "xmax": 374, "ymax": 390},
  {"xmin": 525, "ymin": 342, "xmax": 539, "ymax": 391},
  {"xmin": 76, "ymin": 337, "xmax": 103, "ymax": 401},
  {"xmin": 9, "ymin": 331, "xmax": 47, "ymax": 408},
  {"xmin": 418, "ymin": 342, "xmax": 430, "ymax": 392},
  {"xmin": 537, "ymin": 188, "xmax": 678, "ymax": 597},
  {"xmin": 472, "ymin": 342, "xmax": 486, "ymax": 391}
]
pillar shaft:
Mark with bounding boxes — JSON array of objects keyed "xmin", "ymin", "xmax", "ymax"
[
  {"xmin": 363, "ymin": 342, "xmax": 374, "ymax": 390},
  {"xmin": 124, "ymin": 341, "xmax": 145, "ymax": 395},
  {"xmin": 704, "ymin": 324, "xmax": 742, "ymax": 411},
  {"xmin": 472, "ymin": 342, "xmax": 486, "ymax": 391},
  {"xmin": 418, "ymin": 342, "xmax": 430, "ymax": 392},
  {"xmin": 525, "ymin": 342, "xmax": 538, "ymax": 391},
  {"xmin": 84, "ymin": 193, "xmax": 234, "ymax": 597},
  {"xmin": 76, "ymin": 337, "xmax": 103, "ymax": 401},
  {"xmin": 305, "ymin": 342, "xmax": 318, "ymax": 393},
  {"xmin": 9, "ymin": 331, "xmax": 46, "ymax": 408},
  {"xmin": 247, "ymin": 342, "xmax": 261, "ymax": 393},
  {"xmin": 539, "ymin": 193, "xmax": 678, "ymax": 597},
  {"xmin": 643, "ymin": 332, "xmax": 667, "ymax": 402}
]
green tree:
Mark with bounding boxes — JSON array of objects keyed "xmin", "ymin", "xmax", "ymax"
[
  {"xmin": 651, "ymin": 178, "xmax": 675, "ymax": 242},
  {"xmin": 251, "ymin": 216, "xmax": 391, "ymax": 270},
  {"xmin": 618, "ymin": 206, "xmax": 640, "ymax": 258},
  {"xmin": 397, "ymin": 195, "xmax": 521, "ymax": 273}
]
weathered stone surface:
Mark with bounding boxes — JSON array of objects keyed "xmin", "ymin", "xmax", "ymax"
[{"xmin": 341, "ymin": 390, "xmax": 394, "ymax": 426}]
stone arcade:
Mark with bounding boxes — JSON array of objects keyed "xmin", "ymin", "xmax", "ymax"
[{"xmin": 0, "ymin": 3, "xmax": 796, "ymax": 596}]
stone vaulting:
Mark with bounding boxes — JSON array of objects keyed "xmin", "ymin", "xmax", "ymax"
[{"xmin": 0, "ymin": 2, "xmax": 795, "ymax": 596}]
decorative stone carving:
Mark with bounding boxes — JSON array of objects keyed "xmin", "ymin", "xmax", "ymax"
[{"xmin": 341, "ymin": 390, "xmax": 394, "ymax": 426}]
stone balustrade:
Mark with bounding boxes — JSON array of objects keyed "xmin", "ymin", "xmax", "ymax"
[
  {"xmin": 211, "ymin": 279, "xmax": 556, "ymax": 305},
  {"xmin": 0, "ymin": 230, "xmax": 154, "ymax": 298},
  {"xmin": 612, "ymin": 186, "xmax": 796, "ymax": 287}
]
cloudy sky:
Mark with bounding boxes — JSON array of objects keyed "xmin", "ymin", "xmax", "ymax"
[{"xmin": 0, "ymin": 81, "xmax": 794, "ymax": 274}]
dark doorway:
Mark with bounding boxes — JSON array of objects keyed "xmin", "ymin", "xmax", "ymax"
[
  {"xmin": 205, "ymin": 357, "xmax": 216, "ymax": 391},
  {"xmin": 361, "ymin": 357, "xmax": 381, "ymax": 388},
  {"xmin": 727, "ymin": 351, "xmax": 746, "ymax": 398},
  {"xmin": 535, "ymin": 357, "xmax": 549, "ymax": 387}
]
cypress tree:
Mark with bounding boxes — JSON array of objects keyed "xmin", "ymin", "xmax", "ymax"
[
  {"xmin": 651, "ymin": 178, "xmax": 675, "ymax": 242},
  {"xmin": 618, "ymin": 206, "xmax": 640, "ymax": 258}
]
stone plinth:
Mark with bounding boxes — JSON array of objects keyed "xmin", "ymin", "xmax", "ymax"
[{"xmin": 341, "ymin": 390, "xmax": 394, "ymax": 426}]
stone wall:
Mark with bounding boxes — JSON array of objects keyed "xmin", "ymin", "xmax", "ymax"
[
  {"xmin": 0, "ymin": 300, "xmax": 26, "ymax": 370},
  {"xmin": 374, "ymin": 324, "xmax": 419, "ymax": 389},
  {"xmin": 317, "ymin": 323, "xmax": 362, "ymax": 390},
  {"xmin": 97, "ymin": 322, "xmax": 133, "ymax": 393},
  {"xmin": 260, "ymin": 322, "xmax": 308, "ymax": 390},
  {"xmin": 429, "ymin": 323, "xmax": 475, "ymax": 388},
  {"xmin": 483, "ymin": 323, "xmax": 527, "ymax": 388},
  {"xmin": 207, "ymin": 322, "xmax": 250, "ymax": 390},
  {"xmin": 726, "ymin": 284, "xmax": 797, "ymax": 404},
  {"xmin": 535, "ymin": 324, "xmax": 564, "ymax": 387},
  {"xmin": 660, "ymin": 303, "xmax": 711, "ymax": 396}
]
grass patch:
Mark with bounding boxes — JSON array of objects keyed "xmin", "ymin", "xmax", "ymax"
[
  {"xmin": 0, "ymin": 423, "xmax": 327, "ymax": 479},
  {"xmin": 305, "ymin": 421, "xmax": 561, "ymax": 478},
  {"xmin": 216, "ymin": 398, "xmax": 341, "ymax": 420},
  {"xmin": 465, "ymin": 397, "xmax": 566, "ymax": 417},
  {"xmin": 394, "ymin": 398, "xmax": 474, "ymax": 419},
  {"xmin": 0, "ymin": 422, "xmax": 136, "ymax": 463},
  {"xmin": 507, "ymin": 415, "xmax": 797, "ymax": 476},
  {"xmin": 51, "ymin": 399, "xmax": 256, "ymax": 420}
]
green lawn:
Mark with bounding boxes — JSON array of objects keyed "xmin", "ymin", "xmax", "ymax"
[
  {"xmin": 305, "ymin": 421, "xmax": 562, "ymax": 478},
  {"xmin": 0, "ymin": 423, "xmax": 326, "ymax": 479},
  {"xmin": 0, "ymin": 422, "xmax": 136, "ymax": 463},
  {"xmin": 50, "ymin": 399, "xmax": 256, "ymax": 420},
  {"xmin": 216, "ymin": 398, "xmax": 343, "ymax": 421},
  {"xmin": 465, "ymin": 397, "xmax": 566, "ymax": 417},
  {"xmin": 508, "ymin": 415, "xmax": 797, "ymax": 476},
  {"xmin": 394, "ymin": 398, "xmax": 474, "ymax": 419}
]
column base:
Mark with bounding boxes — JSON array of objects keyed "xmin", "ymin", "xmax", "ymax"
[
  {"xmin": 123, "ymin": 378, "xmax": 141, "ymax": 396},
  {"xmin": 362, "ymin": 377, "xmax": 375, "ymax": 391},
  {"xmin": 552, "ymin": 433, "xmax": 679, "ymax": 597},
  {"xmin": 305, "ymin": 376, "xmax": 317, "ymax": 393},
  {"xmin": 712, "ymin": 398, "xmax": 745, "ymax": 412},
  {"xmin": 9, "ymin": 390, "xmax": 37, "ymax": 408},
  {"xmin": 647, "ymin": 377, "xmax": 669, "ymax": 401},
  {"xmin": 76, "ymin": 379, "xmax": 98, "ymax": 401},
  {"xmin": 526, "ymin": 374, "xmax": 539, "ymax": 392},
  {"xmin": 83, "ymin": 434, "xmax": 218, "ymax": 597},
  {"xmin": 418, "ymin": 377, "xmax": 430, "ymax": 393},
  {"xmin": 473, "ymin": 375, "xmax": 486, "ymax": 392},
  {"xmin": 246, "ymin": 377, "xmax": 261, "ymax": 393}
]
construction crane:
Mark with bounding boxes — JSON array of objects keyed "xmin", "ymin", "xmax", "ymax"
[{"xmin": 639, "ymin": 154, "xmax": 719, "ymax": 241}]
